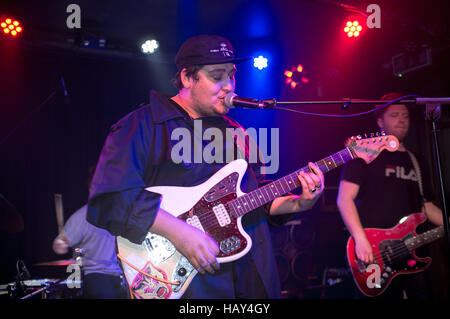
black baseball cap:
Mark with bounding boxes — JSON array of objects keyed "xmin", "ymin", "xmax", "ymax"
[{"xmin": 175, "ymin": 34, "xmax": 251, "ymax": 71}]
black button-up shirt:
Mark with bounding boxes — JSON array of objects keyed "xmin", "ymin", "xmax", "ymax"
[{"xmin": 87, "ymin": 90, "xmax": 292, "ymax": 298}]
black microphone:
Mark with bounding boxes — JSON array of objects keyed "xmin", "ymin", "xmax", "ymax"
[
  {"xmin": 16, "ymin": 260, "xmax": 31, "ymax": 280},
  {"xmin": 223, "ymin": 93, "xmax": 269, "ymax": 109}
]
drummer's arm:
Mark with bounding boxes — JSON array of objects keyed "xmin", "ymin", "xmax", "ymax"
[{"xmin": 52, "ymin": 233, "xmax": 70, "ymax": 255}]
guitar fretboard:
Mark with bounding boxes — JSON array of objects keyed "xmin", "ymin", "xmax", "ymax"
[
  {"xmin": 227, "ymin": 147, "xmax": 355, "ymax": 218},
  {"xmin": 405, "ymin": 226, "xmax": 445, "ymax": 251}
]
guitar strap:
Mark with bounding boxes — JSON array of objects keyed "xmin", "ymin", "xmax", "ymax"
[{"xmin": 406, "ymin": 150, "xmax": 426, "ymax": 208}]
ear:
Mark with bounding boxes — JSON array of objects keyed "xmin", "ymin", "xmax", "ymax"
[
  {"xmin": 180, "ymin": 68, "xmax": 193, "ymax": 89},
  {"xmin": 376, "ymin": 117, "xmax": 384, "ymax": 130}
]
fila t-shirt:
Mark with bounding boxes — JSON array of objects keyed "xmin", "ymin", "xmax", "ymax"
[{"xmin": 341, "ymin": 150, "xmax": 432, "ymax": 229}]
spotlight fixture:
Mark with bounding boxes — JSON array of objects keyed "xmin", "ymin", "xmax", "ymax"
[
  {"xmin": 1, "ymin": 17, "xmax": 22, "ymax": 37},
  {"xmin": 253, "ymin": 56, "xmax": 268, "ymax": 70},
  {"xmin": 344, "ymin": 20, "xmax": 362, "ymax": 38},
  {"xmin": 141, "ymin": 40, "xmax": 159, "ymax": 54},
  {"xmin": 284, "ymin": 64, "xmax": 309, "ymax": 89}
]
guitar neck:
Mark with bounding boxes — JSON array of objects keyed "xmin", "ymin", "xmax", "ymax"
[
  {"xmin": 228, "ymin": 147, "xmax": 356, "ymax": 218},
  {"xmin": 405, "ymin": 226, "xmax": 445, "ymax": 251}
]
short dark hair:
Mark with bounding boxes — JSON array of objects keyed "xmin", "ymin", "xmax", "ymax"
[
  {"xmin": 171, "ymin": 65, "xmax": 203, "ymax": 90},
  {"xmin": 373, "ymin": 92, "xmax": 410, "ymax": 120}
]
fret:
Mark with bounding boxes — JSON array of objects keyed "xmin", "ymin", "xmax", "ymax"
[
  {"xmin": 343, "ymin": 148, "xmax": 353, "ymax": 161},
  {"xmin": 330, "ymin": 154, "xmax": 338, "ymax": 167},
  {"xmin": 253, "ymin": 189, "xmax": 263, "ymax": 206},
  {"xmin": 345, "ymin": 148, "xmax": 353, "ymax": 161},
  {"xmin": 276, "ymin": 179, "xmax": 286, "ymax": 195},
  {"xmin": 316, "ymin": 161, "xmax": 328, "ymax": 173},
  {"xmin": 251, "ymin": 192, "xmax": 262, "ymax": 208},
  {"xmin": 262, "ymin": 185, "xmax": 271, "ymax": 203},
  {"xmin": 337, "ymin": 150, "xmax": 345, "ymax": 164},
  {"xmin": 320, "ymin": 159, "xmax": 331, "ymax": 172},
  {"xmin": 231, "ymin": 201, "xmax": 239, "ymax": 218},
  {"xmin": 288, "ymin": 173, "xmax": 298, "ymax": 190},
  {"xmin": 242, "ymin": 196, "xmax": 251, "ymax": 214},
  {"xmin": 326, "ymin": 157, "xmax": 336, "ymax": 170},
  {"xmin": 236, "ymin": 197, "xmax": 244, "ymax": 216},
  {"xmin": 257, "ymin": 189, "xmax": 266, "ymax": 205},
  {"xmin": 240, "ymin": 196, "xmax": 249, "ymax": 212},
  {"xmin": 283, "ymin": 177, "xmax": 292, "ymax": 192},
  {"xmin": 284, "ymin": 177, "xmax": 292, "ymax": 192},
  {"xmin": 261, "ymin": 188, "xmax": 268, "ymax": 203},
  {"xmin": 227, "ymin": 201, "xmax": 236, "ymax": 218},
  {"xmin": 247, "ymin": 193, "xmax": 257, "ymax": 210},
  {"xmin": 239, "ymin": 195, "xmax": 248, "ymax": 212},
  {"xmin": 333, "ymin": 152, "xmax": 343, "ymax": 166},
  {"xmin": 272, "ymin": 183, "xmax": 281, "ymax": 198},
  {"xmin": 267, "ymin": 183, "xmax": 276, "ymax": 199},
  {"xmin": 348, "ymin": 147, "xmax": 355, "ymax": 159}
]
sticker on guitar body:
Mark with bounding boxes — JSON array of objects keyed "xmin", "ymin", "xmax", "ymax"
[{"xmin": 130, "ymin": 260, "xmax": 172, "ymax": 299}]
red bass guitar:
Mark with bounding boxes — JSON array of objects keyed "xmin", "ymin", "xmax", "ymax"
[{"xmin": 347, "ymin": 213, "xmax": 445, "ymax": 297}]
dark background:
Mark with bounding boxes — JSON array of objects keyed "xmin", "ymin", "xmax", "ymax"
[{"xmin": 0, "ymin": 0, "xmax": 449, "ymax": 298}]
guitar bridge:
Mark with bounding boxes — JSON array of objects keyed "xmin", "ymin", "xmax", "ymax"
[{"xmin": 144, "ymin": 233, "xmax": 176, "ymax": 264}]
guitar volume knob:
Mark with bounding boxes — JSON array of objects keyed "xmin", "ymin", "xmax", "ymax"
[{"xmin": 178, "ymin": 267, "xmax": 187, "ymax": 276}]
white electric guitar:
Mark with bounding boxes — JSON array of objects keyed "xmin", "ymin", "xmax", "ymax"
[{"xmin": 116, "ymin": 133, "xmax": 399, "ymax": 299}]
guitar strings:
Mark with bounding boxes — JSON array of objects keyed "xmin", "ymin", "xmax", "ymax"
[
  {"xmin": 367, "ymin": 229, "xmax": 436, "ymax": 262},
  {"xmin": 356, "ymin": 241, "xmax": 412, "ymax": 267}
]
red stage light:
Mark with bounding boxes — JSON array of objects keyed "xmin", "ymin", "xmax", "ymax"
[
  {"xmin": 344, "ymin": 20, "xmax": 362, "ymax": 38},
  {"xmin": 1, "ymin": 17, "xmax": 22, "ymax": 37},
  {"xmin": 284, "ymin": 64, "xmax": 309, "ymax": 89},
  {"xmin": 284, "ymin": 70, "xmax": 293, "ymax": 78}
]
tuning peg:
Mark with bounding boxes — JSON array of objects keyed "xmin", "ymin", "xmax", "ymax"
[
  {"xmin": 376, "ymin": 132, "xmax": 380, "ymax": 137},
  {"xmin": 356, "ymin": 135, "xmax": 362, "ymax": 140},
  {"xmin": 381, "ymin": 131, "xmax": 386, "ymax": 136},
  {"xmin": 370, "ymin": 132, "xmax": 374, "ymax": 138}
]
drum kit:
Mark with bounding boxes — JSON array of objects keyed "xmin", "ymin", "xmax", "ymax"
[
  {"xmin": 1, "ymin": 255, "xmax": 85, "ymax": 299},
  {"xmin": 0, "ymin": 194, "xmax": 85, "ymax": 299}
]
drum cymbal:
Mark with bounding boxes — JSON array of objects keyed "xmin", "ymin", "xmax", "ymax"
[
  {"xmin": 0, "ymin": 194, "xmax": 24, "ymax": 233},
  {"xmin": 34, "ymin": 259, "xmax": 97, "ymax": 267},
  {"xmin": 34, "ymin": 259, "xmax": 75, "ymax": 266}
]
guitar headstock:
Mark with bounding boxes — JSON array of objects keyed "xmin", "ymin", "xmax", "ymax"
[{"xmin": 345, "ymin": 132, "xmax": 399, "ymax": 164}]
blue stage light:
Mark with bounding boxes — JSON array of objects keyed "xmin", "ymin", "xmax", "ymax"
[{"xmin": 253, "ymin": 56, "xmax": 268, "ymax": 70}]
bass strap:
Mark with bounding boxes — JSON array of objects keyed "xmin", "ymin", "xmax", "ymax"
[{"xmin": 406, "ymin": 150, "xmax": 426, "ymax": 207}]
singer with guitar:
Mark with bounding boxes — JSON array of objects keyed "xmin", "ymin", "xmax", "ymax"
[
  {"xmin": 87, "ymin": 35, "xmax": 325, "ymax": 299},
  {"xmin": 337, "ymin": 92, "xmax": 444, "ymax": 299}
]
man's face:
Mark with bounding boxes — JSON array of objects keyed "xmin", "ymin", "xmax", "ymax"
[
  {"xmin": 185, "ymin": 63, "xmax": 236, "ymax": 117},
  {"xmin": 377, "ymin": 104, "xmax": 410, "ymax": 141}
]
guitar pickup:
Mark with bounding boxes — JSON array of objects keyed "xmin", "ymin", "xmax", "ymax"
[
  {"xmin": 213, "ymin": 204, "xmax": 231, "ymax": 227},
  {"xmin": 186, "ymin": 215, "xmax": 204, "ymax": 232}
]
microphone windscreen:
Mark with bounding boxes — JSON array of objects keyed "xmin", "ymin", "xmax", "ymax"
[{"xmin": 224, "ymin": 93, "xmax": 237, "ymax": 108}]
